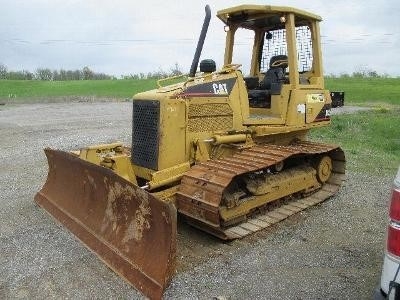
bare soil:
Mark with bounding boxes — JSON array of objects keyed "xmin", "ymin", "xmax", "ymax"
[{"xmin": 0, "ymin": 102, "xmax": 391, "ymax": 299}]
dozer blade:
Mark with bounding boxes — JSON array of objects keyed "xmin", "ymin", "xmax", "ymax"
[{"xmin": 35, "ymin": 148, "xmax": 177, "ymax": 299}]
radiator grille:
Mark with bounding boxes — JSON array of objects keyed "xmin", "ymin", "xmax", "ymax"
[
  {"xmin": 131, "ymin": 100, "xmax": 160, "ymax": 170},
  {"xmin": 188, "ymin": 103, "xmax": 233, "ymax": 132}
]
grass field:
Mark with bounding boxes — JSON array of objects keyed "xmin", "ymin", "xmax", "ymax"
[
  {"xmin": 0, "ymin": 78, "xmax": 159, "ymax": 99},
  {"xmin": 309, "ymin": 107, "xmax": 400, "ymax": 174},
  {"xmin": 1, "ymin": 77, "xmax": 399, "ymax": 104},
  {"xmin": 325, "ymin": 77, "xmax": 400, "ymax": 105}
]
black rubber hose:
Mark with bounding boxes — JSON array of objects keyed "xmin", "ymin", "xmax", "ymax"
[{"xmin": 189, "ymin": 5, "xmax": 211, "ymax": 77}]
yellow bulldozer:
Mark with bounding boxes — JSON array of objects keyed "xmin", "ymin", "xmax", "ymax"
[{"xmin": 35, "ymin": 4, "xmax": 345, "ymax": 299}]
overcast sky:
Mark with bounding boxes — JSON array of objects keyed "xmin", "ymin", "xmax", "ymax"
[{"xmin": 1, "ymin": 0, "xmax": 399, "ymax": 77}]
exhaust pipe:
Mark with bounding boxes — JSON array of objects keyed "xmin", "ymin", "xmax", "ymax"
[{"xmin": 189, "ymin": 5, "xmax": 211, "ymax": 77}]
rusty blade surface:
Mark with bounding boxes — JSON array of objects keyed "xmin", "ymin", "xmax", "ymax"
[{"xmin": 34, "ymin": 149, "xmax": 176, "ymax": 299}]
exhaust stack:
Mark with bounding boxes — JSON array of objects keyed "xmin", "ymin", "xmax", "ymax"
[{"xmin": 189, "ymin": 5, "xmax": 211, "ymax": 77}]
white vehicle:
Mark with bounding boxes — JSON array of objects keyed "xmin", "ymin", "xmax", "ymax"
[{"xmin": 375, "ymin": 167, "xmax": 400, "ymax": 299}]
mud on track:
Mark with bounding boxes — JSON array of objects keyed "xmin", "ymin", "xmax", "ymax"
[{"xmin": 0, "ymin": 102, "xmax": 390, "ymax": 299}]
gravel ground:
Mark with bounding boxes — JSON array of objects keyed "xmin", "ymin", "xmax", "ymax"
[
  {"xmin": 0, "ymin": 102, "xmax": 392, "ymax": 299},
  {"xmin": 330, "ymin": 105, "xmax": 372, "ymax": 115}
]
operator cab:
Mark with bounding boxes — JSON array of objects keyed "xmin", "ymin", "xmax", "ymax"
[
  {"xmin": 217, "ymin": 5, "xmax": 324, "ymax": 123},
  {"xmin": 246, "ymin": 54, "xmax": 288, "ymax": 108}
]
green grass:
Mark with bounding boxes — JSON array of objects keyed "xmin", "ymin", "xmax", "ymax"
[
  {"xmin": 1, "ymin": 77, "xmax": 399, "ymax": 104},
  {"xmin": 325, "ymin": 77, "xmax": 400, "ymax": 105},
  {"xmin": 0, "ymin": 79, "xmax": 159, "ymax": 99},
  {"xmin": 309, "ymin": 107, "xmax": 400, "ymax": 175}
]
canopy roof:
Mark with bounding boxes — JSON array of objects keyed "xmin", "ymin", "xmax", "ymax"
[{"xmin": 217, "ymin": 5, "xmax": 322, "ymax": 31}]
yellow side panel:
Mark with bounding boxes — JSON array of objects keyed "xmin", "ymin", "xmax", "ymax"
[{"xmin": 158, "ymin": 99, "xmax": 186, "ymax": 170}]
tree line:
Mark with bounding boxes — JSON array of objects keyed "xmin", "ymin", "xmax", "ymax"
[
  {"xmin": 2, "ymin": 62, "xmax": 391, "ymax": 81},
  {"xmin": 122, "ymin": 63, "xmax": 183, "ymax": 80},
  {"xmin": 0, "ymin": 63, "xmax": 183, "ymax": 81},
  {"xmin": 325, "ymin": 67, "xmax": 391, "ymax": 79},
  {"xmin": 0, "ymin": 64, "xmax": 113, "ymax": 81}
]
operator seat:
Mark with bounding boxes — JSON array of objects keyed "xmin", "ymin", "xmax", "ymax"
[{"xmin": 248, "ymin": 55, "xmax": 288, "ymax": 108}]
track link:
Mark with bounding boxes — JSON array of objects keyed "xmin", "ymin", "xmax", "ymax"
[{"xmin": 177, "ymin": 141, "xmax": 346, "ymax": 240}]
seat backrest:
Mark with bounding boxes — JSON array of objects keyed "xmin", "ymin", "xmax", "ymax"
[
  {"xmin": 269, "ymin": 55, "xmax": 288, "ymax": 69},
  {"xmin": 259, "ymin": 55, "xmax": 288, "ymax": 94}
]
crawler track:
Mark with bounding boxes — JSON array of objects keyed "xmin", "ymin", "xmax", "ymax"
[{"xmin": 177, "ymin": 141, "xmax": 346, "ymax": 240}]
